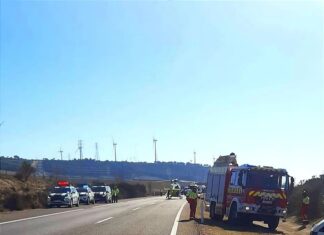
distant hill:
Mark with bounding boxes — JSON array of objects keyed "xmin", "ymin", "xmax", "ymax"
[{"xmin": 0, "ymin": 156, "xmax": 209, "ymax": 182}]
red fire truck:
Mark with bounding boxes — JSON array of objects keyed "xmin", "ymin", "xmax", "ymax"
[{"xmin": 206, "ymin": 153, "xmax": 294, "ymax": 230}]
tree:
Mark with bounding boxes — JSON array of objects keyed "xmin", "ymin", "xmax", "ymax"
[{"xmin": 15, "ymin": 161, "xmax": 36, "ymax": 182}]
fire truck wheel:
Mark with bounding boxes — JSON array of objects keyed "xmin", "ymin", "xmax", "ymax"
[
  {"xmin": 267, "ymin": 217, "xmax": 279, "ymax": 231},
  {"xmin": 239, "ymin": 216, "xmax": 253, "ymax": 226},
  {"xmin": 210, "ymin": 202, "xmax": 216, "ymax": 219},
  {"xmin": 228, "ymin": 203, "xmax": 238, "ymax": 225}
]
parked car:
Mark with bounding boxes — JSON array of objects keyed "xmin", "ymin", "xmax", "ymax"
[
  {"xmin": 77, "ymin": 187, "xmax": 95, "ymax": 205},
  {"xmin": 311, "ymin": 219, "xmax": 324, "ymax": 235},
  {"xmin": 91, "ymin": 185, "xmax": 112, "ymax": 203},
  {"xmin": 47, "ymin": 181, "xmax": 79, "ymax": 208}
]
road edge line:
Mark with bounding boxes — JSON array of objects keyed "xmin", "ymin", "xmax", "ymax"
[
  {"xmin": 95, "ymin": 216, "xmax": 113, "ymax": 224},
  {"xmin": 170, "ymin": 201, "xmax": 186, "ymax": 235},
  {"xmin": 0, "ymin": 209, "xmax": 84, "ymax": 225}
]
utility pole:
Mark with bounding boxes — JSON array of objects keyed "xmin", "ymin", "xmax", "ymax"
[
  {"xmin": 95, "ymin": 142, "xmax": 99, "ymax": 161},
  {"xmin": 59, "ymin": 148, "xmax": 63, "ymax": 160},
  {"xmin": 193, "ymin": 151, "xmax": 196, "ymax": 164},
  {"xmin": 113, "ymin": 142, "xmax": 117, "ymax": 162},
  {"xmin": 78, "ymin": 140, "xmax": 83, "ymax": 160},
  {"xmin": 153, "ymin": 138, "xmax": 157, "ymax": 163}
]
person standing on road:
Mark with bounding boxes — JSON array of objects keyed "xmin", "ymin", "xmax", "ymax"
[
  {"xmin": 186, "ymin": 184, "xmax": 198, "ymax": 220},
  {"xmin": 112, "ymin": 185, "xmax": 120, "ymax": 203},
  {"xmin": 301, "ymin": 189, "xmax": 310, "ymax": 222}
]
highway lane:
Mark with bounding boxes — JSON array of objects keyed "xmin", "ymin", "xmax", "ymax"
[{"xmin": 0, "ymin": 196, "xmax": 186, "ymax": 235}]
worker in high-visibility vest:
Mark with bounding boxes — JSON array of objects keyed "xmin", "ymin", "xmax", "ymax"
[
  {"xmin": 186, "ymin": 184, "xmax": 198, "ymax": 220},
  {"xmin": 301, "ymin": 190, "xmax": 310, "ymax": 222},
  {"xmin": 112, "ymin": 186, "xmax": 120, "ymax": 203}
]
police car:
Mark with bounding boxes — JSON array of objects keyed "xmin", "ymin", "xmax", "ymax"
[
  {"xmin": 47, "ymin": 181, "xmax": 80, "ymax": 208},
  {"xmin": 311, "ymin": 219, "xmax": 324, "ymax": 235},
  {"xmin": 77, "ymin": 186, "xmax": 95, "ymax": 205},
  {"xmin": 91, "ymin": 185, "xmax": 112, "ymax": 203}
]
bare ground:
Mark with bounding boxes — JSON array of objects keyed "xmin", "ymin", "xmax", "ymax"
[{"xmin": 177, "ymin": 199, "xmax": 312, "ymax": 235}]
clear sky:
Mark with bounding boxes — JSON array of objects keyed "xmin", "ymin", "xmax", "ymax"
[{"xmin": 0, "ymin": 0, "xmax": 323, "ymax": 181}]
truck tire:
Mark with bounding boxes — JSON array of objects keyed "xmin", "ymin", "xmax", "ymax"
[
  {"xmin": 210, "ymin": 202, "xmax": 223, "ymax": 221},
  {"xmin": 267, "ymin": 217, "xmax": 279, "ymax": 231},
  {"xmin": 210, "ymin": 202, "xmax": 216, "ymax": 219},
  {"xmin": 228, "ymin": 203, "xmax": 238, "ymax": 225}
]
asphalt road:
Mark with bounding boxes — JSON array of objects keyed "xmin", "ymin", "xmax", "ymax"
[{"xmin": 0, "ymin": 196, "xmax": 186, "ymax": 235}]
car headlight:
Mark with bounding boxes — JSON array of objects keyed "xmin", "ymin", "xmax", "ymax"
[{"xmin": 64, "ymin": 197, "xmax": 70, "ymax": 202}]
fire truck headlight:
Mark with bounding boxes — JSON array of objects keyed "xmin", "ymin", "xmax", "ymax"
[
  {"xmin": 283, "ymin": 210, "xmax": 287, "ymax": 214},
  {"xmin": 245, "ymin": 206, "xmax": 250, "ymax": 211}
]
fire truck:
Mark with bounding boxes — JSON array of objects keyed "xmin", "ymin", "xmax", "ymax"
[{"xmin": 206, "ymin": 153, "xmax": 294, "ymax": 230}]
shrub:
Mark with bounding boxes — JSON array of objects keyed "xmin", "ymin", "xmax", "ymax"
[
  {"xmin": 288, "ymin": 178, "xmax": 324, "ymax": 220},
  {"xmin": 15, "ymin": 161, "xmax": 36, "ymax": 182}
]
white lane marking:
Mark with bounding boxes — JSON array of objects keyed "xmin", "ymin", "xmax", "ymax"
[
  {"xmin": 170, "ymin": 201, "xmax": 186, "ymax": 235},
  {"xmin": 132, "ymin": 207, "xmax": 140, "ymax": 211},
  {"xmin": 92, "ymin": 204, "xmax": 112, "ymax": 208},
  {"xmin": 95, "ymin": 217, "xmax": 113, "ymax": 224},
  {"xmin": 0, "ymin": 209, "xmax": 84, "ymax": 225},
  {"xmin": 150, "ymin": 203, "xmax": 156, "ymax": 205}
]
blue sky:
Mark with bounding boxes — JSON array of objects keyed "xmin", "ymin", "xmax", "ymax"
[{"xmin": 0, "ymin": 1, "xmax": 323, "ymax": 181}]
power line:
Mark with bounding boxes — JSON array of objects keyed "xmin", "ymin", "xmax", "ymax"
[
  {"xmin": 113, "ymin": 141, "xmax": 117, "ymax": 162},
  {"xmin": 78, "ymin": 140, "xmax": 83, "ymax": 160},
  {"xmin": 59, "ymin": 148, "xmax": 63, "ymax": 160},
  {"xmin": 153, "ymin": 138, "xmax": 158, "ymax": 163},
  {"xmin": 95, "ymin": 142, "xmax": 99, "ymax": 161}
]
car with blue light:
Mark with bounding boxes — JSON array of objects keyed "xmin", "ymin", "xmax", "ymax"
[
  {"xmin": 91, "ymin": 185, "xmax": 112, "ymax": 203},
  {"xmin": 77, "ymin": 187, "xmax": 95, "ymax": 205}
]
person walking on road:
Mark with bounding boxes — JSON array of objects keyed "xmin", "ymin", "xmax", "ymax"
[
  {"xmin": 112, "ymin": 185, "xmax": 120, "ymax": 203},
  {"xmin": 301, "ymin": 189, "xmax": 310, "ymax": 223},
  {"xmin": 186, "ymin": 184, "xmax": 198, "ymax": 220}
]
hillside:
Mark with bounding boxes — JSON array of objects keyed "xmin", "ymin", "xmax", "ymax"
[{"xmin": 1, "ymin": 156, "xmax": 209, "ymax": 182}]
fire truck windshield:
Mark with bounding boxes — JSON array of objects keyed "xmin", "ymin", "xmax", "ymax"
[{"xmin": 246, "ymin": 171, "xmax": 284, "ymax": 190}]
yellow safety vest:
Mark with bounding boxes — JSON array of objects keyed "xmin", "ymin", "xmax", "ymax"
[
  {"xmin": 303, "ymin": 196, "xmax": 310, "ymax": 205},
  {"xmin": 186, "ymin": 191, "xmax": 198, "ymax": 200}
]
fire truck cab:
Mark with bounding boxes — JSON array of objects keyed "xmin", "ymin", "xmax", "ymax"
[{"xmin": 206, "ymin": 153, "xmax": 293, "ymax": 231}]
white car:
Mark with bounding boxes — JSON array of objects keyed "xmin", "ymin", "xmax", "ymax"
[{"xmin": 311, "ymin": 219, "xmax": 324, "ymax": 235}]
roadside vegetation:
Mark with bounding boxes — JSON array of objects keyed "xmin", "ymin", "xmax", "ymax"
[
  {"xmin": 0, "ymin": 174, "xmax": 49, "ymax": 211},
  {"xmin": 0, "ymin": 170, "xmax": 148, "ymax": 211},
  {"xmin": 288, "ymin": 177, "xmax": 324, "ymax": 221}
]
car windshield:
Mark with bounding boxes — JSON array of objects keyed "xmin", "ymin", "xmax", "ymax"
[
  {"xmin": 77, "ymin": 188, "xmax": 87, "ymax": 192},
  {"xmin": 246, "ymin": 171, "xmax": 284, "ymax": 190},
  {"xmin": 51, "ymin": 187, "xmax": 70, "ymax": 193},
  {"xmin": 92, "ymin": 187, "xmax": 106, "ymax": 192}
]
